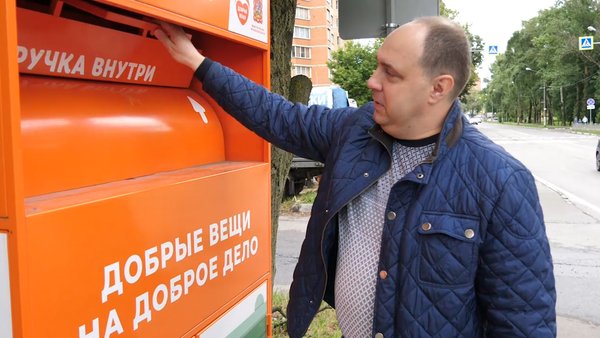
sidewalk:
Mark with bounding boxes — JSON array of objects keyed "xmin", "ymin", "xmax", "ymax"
[{"xmin": 557, "ymin": 317, "xmax": 600, "ymax": 337}]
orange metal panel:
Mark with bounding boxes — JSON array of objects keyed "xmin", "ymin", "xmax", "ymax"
[
  {"xmin": 2, "ymin": 1, "xmax": 28, "ymax": 337},
  {"xmin": 20, "ymin": 75, "xmax": 226, "ymax": 197},
  {"xmin": 133, "ymin": 0, "xmax": 230, "ymax": 31},
  {"xmin": 0, "ymin": 77, "xmax": 7, "ymax": 219},
  {"xmin": 97, "ymin": 0, "xmax": 270, "ymax": 50},
  {"xmin": 9, "ymin": 2, "xmax": 273, "ymax": 337},
  {"xmin": 22, "ymin": 163, "xmax": 271, "ymax": 337},
  {"xmin": 1, "ymin": 0, "xmax": 24, "ymax": 220},
  {"xmin": 190, "ymin": 32, "xmax": 270, "ymax": 163},
  {"xmin": 17, "ymin": 8, "xmax": 193, "ymax": 87}
]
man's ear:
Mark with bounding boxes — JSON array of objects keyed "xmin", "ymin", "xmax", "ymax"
[{"xmin": 429, "ymin": 75, "xmax": 455, "ymax": 104}]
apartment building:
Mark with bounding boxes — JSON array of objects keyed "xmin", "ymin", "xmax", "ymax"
[{"xmin": 292, "ymin": 0, "xmax": 342, "ymax": 86}]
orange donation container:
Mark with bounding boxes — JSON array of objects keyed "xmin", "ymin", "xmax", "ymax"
[{"xmin": 0, "ymin": 0, "xmax": 272, "ymax": 337}]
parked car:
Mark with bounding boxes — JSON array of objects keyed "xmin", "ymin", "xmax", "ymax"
[
  {"xmin": 596, "ymin": 139, "xmax": 600, "ymax": 171},
  {"xmin": 469, "ymin": 116, "xmax": 483, "ymax": 125},
  {"xmin": 285, "ymin": 157, "xmax": 324, "ymax": 196}
]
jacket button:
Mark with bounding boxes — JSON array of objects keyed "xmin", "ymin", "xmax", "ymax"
[
  {"xmin": 387, "ymin": 211, "xmax": 396, "ymax": 220},
  {"xmin": 379, "ymin": 270, "xmax": 388, "ymax": 279},
  {"xmin": 416, "ymin": 173, "xmax": 424, "ymax": 179},
  {"xmin": 464, "ymin": 229, "xmax": 475, "ymax": 239},
  {"xmin": 375, "ymin": 333, "xmax": 384, "ymax": 338},
  {"xmin": 363, "ymin": 172, "xmax": 369, "ymax": 177},
  {"xmin": 421, "ymin": 222, "xmax": 432, "ymax": 231}
]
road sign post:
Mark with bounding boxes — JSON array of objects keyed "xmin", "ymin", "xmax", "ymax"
[
  {"xmin": 587, "ymin": 98, "xmax": 595, "ymax": 124},
  {"xmin": 579, "ymin": 36, "xmax": 594, "ymax": 50}
]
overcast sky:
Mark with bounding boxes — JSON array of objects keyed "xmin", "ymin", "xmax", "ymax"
[{"xmin": 443, "ymin": 0, "xmax": 557, "ymax": 82}]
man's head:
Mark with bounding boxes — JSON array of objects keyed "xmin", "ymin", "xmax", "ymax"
[
  {"xmin": 414, "ymin": 16, "xmax": 472, "ymax": 98},
  {"xmin": 367, "ymin": 16, "xmax": 471, "ymax": 139}
]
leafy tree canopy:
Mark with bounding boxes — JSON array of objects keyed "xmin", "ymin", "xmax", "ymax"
[{"xmin": 483, "ymin": 0, "xmax": 600, "ymax": 125}]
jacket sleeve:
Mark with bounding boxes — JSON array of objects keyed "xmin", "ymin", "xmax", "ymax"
[
  {"xmin": 477, "ymin": 169, "xmax": 557, "ymax": 337},
  {"xmin": 194, "ymin": 59, "xmax": 353, "ymax": 162}
]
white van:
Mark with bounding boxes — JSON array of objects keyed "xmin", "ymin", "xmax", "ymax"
[{"xmin": 308, "ymin": 85, "xmax": 355, "ymax": 109}]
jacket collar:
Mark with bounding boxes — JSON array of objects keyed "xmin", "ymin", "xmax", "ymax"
[{"xmin": 368, "ymin": 99, "xmax": 464, "ymax": 162}]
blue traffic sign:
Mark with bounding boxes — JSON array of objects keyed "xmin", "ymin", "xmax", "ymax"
[
  {"xmin": 488, "ymin": 45, "xmax": 498, "ymax": 54},
  {"xmin": 579, "ymin": 36, "xmax": 594, "ymax": 50},
  {"xmin": 587, "ymin": 98, "xmax": 595, "ymax": 105}
]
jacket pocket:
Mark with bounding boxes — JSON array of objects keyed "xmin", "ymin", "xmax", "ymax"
[{"xmin": 417, "ymin": 212, "xmax": 480, "ymax": 287}]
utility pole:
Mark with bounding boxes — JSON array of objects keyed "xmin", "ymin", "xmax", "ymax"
[
  {"xmin": 560, "ymin": 86, "xmax": 565, "ymax": 126},
  {"xmin": 543, "ymin": 81, "xmax": 547, "ymax": 126}
]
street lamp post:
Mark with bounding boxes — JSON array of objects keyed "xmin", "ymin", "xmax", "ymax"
[
  {"xmin": 525, "ymin": 67, "xmax": 547, "ymax": 126},
  {"xmin": 543, "ymin": 81, "xmax": 547, "ymax": 126}
]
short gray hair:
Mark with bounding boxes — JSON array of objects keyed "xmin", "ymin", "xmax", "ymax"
[{"xmin": 413, "ymin": 16, "xmax": 471, "ymax": 98}]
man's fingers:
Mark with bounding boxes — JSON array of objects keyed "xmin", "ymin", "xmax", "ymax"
[
  {"xmin": 159, "ymin": 22, "xmax": 187, "ymax": 40},
  {"xmin": 153, "ymin": 28, "xmax": 175, "ymax": 50}
]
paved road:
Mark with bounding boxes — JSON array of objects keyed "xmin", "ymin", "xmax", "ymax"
[{"xmin": 274, "ymin": 123, "xmax": 600, "ymax": 337}]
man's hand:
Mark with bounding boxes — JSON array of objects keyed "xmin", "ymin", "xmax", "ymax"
[{"xmin": 154, "ymin": 22, "xmax": 205, "ymax": 71}]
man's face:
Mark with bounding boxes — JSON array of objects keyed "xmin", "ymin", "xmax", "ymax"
[{"xmin": 367, "ymin": 23, "xmax": 433, "ymax": 134}]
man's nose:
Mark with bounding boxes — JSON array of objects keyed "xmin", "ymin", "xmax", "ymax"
[{"xmin": 367, "ymin": 72, "xmax": 381, "ymax": 91}]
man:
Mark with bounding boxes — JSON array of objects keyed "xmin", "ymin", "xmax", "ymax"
[{"xmin": 155, "ymin": 16, "xmax": 556, "ymax": 338}]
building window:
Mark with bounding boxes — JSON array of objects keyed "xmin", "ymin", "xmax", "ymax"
[
  {"xmin": 294, "ymin": 26, "xmax": 311, "ymax": 39},
  {"xmin": 296, "ymin": 7, "xmax": 310, "ymax": 20},
  {"xmin": 292, "ymin": 46, "xmax": 312, "ymax": 59},
  {"xmin": 292, "ymin": 66, "xmax": 311, "ymax": 77}
]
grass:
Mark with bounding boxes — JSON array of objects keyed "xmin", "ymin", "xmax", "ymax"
[
  {"xmin": 272, "ymin": 290, "xmax": 342, "ymax": 338},
  {"xmin": 280, "ymin": 189, "xmax": 318, "ymax": 214}
]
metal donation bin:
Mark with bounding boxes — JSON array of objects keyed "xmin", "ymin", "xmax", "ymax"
[{"xmin": 0, "ymin": 0, "xmax": 272, "ymax": 337}]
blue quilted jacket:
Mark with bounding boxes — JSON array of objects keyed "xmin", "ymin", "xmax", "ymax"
[{"xmin": 196, "ymin": 59, "xmax": 556, "ymax": 338}]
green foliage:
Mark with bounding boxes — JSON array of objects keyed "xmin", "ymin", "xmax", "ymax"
[
  {"xmin": 328, "ymin": 40, "xmax": 381, "ymax": 106},
  {"xmin": 463, "ymin": 90, "xmax": 484, "ymax": 115},
  {"xmin": 484, "ymin": 0, "xmax": 600, "ymax": 125},
  {"xmin": 272, "ymin": 291, "xmax": 342, "ymax": 338}
]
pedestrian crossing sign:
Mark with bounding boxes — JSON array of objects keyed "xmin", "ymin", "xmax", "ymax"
[
  {"xmin": 488, "ymin": 45, "xmax": 498, "ymax": 54},
  {"xmin": 579, "ymin": 36, "xmax": 594, "ymax": 50}
]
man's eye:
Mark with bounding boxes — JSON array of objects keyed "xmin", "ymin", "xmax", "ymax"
[{"xmin": 384, "ymin": 67, "xmax": 397, "ymax": 77}]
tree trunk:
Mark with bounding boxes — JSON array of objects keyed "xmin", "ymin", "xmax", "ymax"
[{"xmin": 269, "ymin": 0, "xmax": 297, "ymax": 278}]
